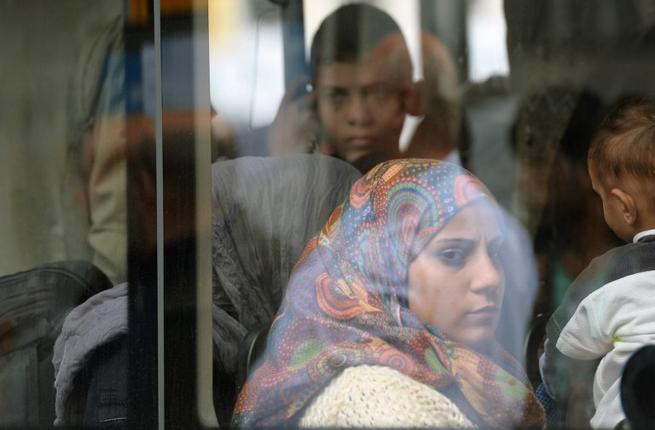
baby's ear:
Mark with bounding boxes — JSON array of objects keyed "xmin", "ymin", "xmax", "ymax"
[
  {"xmin": 403, "ymin": 80, "xmax": 425, "ymax": 116},
  {"xmin": 610, "ymin": 187, "xmax": 637, "ymax": 225}
]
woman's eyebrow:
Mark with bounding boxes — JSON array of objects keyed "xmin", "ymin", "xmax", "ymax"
[{"xmin": 432, "ymin": 238, "xmax": 475, "ymax": 247}]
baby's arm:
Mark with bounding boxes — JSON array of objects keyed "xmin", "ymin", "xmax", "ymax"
[
  {"xmin": 539, "ymin": 289, "xmax": 608, "ymax": 402},
  {"xmin": 556, "ymin": 292, "xmax": 613, "ymax": 360}
]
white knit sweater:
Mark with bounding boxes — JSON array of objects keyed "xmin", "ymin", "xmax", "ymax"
[{"xmin": 300, "ymin": 365, "xmax": 475, "ymax": 428}]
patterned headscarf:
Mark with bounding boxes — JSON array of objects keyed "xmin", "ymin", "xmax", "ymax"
[{"xmin": 233, "ymin": 159, "xmax": 545, "ymax": 427}]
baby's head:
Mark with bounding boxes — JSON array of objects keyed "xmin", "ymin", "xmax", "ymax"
[{"xmin": 588, "ymin": 97, "xmax": 655, "ymax": 241}]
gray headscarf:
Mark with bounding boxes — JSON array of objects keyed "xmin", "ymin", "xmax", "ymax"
[{"xmin": 211, "ymin": 154, "xmax": 361, "ymax": 375}]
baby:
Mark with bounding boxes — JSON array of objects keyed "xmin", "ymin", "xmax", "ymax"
[{"xmin": 540, "ymin": 97, "xmax": 655, "ymax": 429}]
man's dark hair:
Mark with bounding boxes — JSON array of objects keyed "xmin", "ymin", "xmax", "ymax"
[{"xmin": 309, "ymin": 3, "xmax": 403, "ymax": 76}]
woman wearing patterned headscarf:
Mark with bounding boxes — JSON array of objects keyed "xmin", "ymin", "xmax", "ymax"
[{"xmin": 233, "ymin": 159, "xmax": 545, "ymax": 428}]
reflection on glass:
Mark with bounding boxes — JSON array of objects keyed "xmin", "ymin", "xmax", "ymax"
[
  {"xmin": 4, "ymin": 0, "xmax": 655, "ymax": 427},
  {"xmin": 0, "ymin": 1, "xmax": 127, "ymax": 427}
]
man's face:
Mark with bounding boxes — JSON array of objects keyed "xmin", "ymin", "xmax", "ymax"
[{"xmin": 315, "ymin": 49, "xmax": 409, "ymax": 165}]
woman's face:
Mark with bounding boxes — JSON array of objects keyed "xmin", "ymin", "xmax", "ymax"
[{"xmin": 407, "ymin": 201, "xmax": 505, "ymax": 347}]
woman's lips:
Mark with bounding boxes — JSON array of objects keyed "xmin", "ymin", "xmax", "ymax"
[{"xmin": 466, "ymin": 305, "xmax": 499, "ymax": 318}]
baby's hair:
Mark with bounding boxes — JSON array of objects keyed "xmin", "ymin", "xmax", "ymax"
[{"xmin": 588, "ymin": 96, "xmax": 655, "ymax": 189}]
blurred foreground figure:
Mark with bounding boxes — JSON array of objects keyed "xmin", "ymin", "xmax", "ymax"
[{"xmin": 0, "ymin": 1, "xmax": 127, "ymax": 284}]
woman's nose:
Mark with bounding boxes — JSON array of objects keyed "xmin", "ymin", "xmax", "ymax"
[{"xmin": 470, "ymin": 250, "xmax": 502, "ymax": 294}]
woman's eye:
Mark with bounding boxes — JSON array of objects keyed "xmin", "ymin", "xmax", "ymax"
[
  {"xmin": 436, "ymin": 248, "xmax": 467, "ymax": 267},
  {"xmin": 489, "ymin": 248, "xmax": 501, "ymax": 264},
  {"xmin": 487, "ymin": 242, "xmax": 504, "ymax": 266}
]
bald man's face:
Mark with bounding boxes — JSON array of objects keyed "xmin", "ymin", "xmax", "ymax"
[{"xmin": 315, "ymin": 38, "xmax": 412, "ymax": 166}]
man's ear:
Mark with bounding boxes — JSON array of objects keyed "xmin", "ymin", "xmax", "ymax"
[
  {"xmin": 610, "ymin": 187, "xmax": 638, "ymax": 225},
  {"xmin": 403, "ymin": 80, "xmax": 425, "ymax": 116}
]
